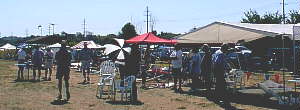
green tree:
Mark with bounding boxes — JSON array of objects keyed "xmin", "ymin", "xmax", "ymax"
[
  {"xmin": 158, "ymin": 32, "xmax": 180, "ymax": 39},
  {"xmin": 260, "ymin": 11, "xmax": 282, "ymax": 24},
  {"xmin": 287, "ymin": 10, "xmax": 300, "ymax": 24},
  {"xmin": 241, "ymin": 9, "xmax": 261, "ymax": 23},
  {"xmin": 120, "ymin": 23, "xmax": 137, "ymax": 40}
]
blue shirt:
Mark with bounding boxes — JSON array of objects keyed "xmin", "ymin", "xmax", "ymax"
[
  {"xmin": 32, "ymin": 50, "xmax": 44, "ymax": 65},
  {"xmin": 79, "ymin": 48, "xmax": 93, "ymax": 61},
  {"xmin": 191, "ymin": 52, "xmax": 202, "ymax": 74}
]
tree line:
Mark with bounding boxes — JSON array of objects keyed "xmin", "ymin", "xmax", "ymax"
[
  {"xmin": 0, "ymin": 23, "xmax": 180, "ymax": 46},
  {"xmin": 241, "ymin": 9, "xmax": 300, "ymax": 24}
]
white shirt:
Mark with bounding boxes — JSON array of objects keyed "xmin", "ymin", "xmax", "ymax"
[
  {"xmin": 17, "ymin": 49, "xmax": 26, "ymax": 60},
  {"xmin": 171, "ymin": 50, "xmax": 183, "ymax": 68}
]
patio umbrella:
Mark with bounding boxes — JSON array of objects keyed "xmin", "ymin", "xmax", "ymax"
[{"xmin": 104, "ymin": 38, "xmax": 131, "ymax": 60}]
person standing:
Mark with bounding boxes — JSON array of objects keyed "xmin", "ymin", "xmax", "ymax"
[
  {"xmin": 17, "ymin": 48, "xmax": 26, "ymax": 80},
  {"xmin": 212, "ymin": 44, "xmax": 230, "ymax": 106},
  {"xmin": 79, "ymin": 42, "xmax": 93, "ymax": 83},
  {"xmin": 201, "ymin": 44, "xmax": 212, "ymax": 91},
  {"xmin": 170, "ymin": 45, "xmax": 183, "ymax": 92},
  {"xmin": 55, "ymin": 41, "xmax": 72, "ymax": 101},
  {"xmin": 32, "ymin": 47, "xmax": 44, "ymax": 81},
  {"xmin": 190, "ymin": 47, "xmax": 202, "ymax": 92},
  {"xmin": 44, "ymin": 48, "xmax": 54, "ymax": 81}
]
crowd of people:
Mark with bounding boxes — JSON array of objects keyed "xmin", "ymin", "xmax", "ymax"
[
  {"xmin": 170, "ymin": 43, "xmax": 232, "ymax": 106},
  {"xmin": 15, "ymin": 40, "xmax": 236, "ymax": 105},
  {"xmin": 15, "ymin": 41, "xmax": 95, "ymax": 101}
]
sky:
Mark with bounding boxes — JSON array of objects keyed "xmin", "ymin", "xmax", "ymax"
[{"xmin": 0, "ymin": 0, "xmax": 299, "ymax": 37}]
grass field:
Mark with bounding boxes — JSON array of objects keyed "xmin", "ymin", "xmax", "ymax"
[{"xmin": 0, "ymin": 59, "xmax": 298, "ymax": 110}]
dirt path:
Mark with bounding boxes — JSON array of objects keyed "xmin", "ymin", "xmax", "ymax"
[{"xmin": 0, "ymin": 60, "xmax": 293, "ymax": 110}]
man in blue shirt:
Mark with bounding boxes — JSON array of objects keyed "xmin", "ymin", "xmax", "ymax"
[
  {"xmin": 190, "ymin": 47, "xmax": 202, "ymax": 92},
  {"xmin": 79, "ymin": 42, "xmax": 93, "ymax": 83},
  {"xmin": 32, "ymin": 47, "xmax": 44, "ymax": 81}
]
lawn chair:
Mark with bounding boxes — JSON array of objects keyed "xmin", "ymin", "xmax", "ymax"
[
  {"xmin": 226, "ymin": 69, "xmax": 245, "ymax": 92},
  {"xmin": 114, "ymin": 75, "xmax": 136, "ymax": 102},
  {"xmin": 96, "ymin": 60, "xmax": 119, "ymax": 99},
  {"xmin": 259, "ymin": 80, "xmax": 293, "ymax": 105}
]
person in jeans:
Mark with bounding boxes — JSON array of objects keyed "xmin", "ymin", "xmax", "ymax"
[
  {"xmin": 17, "ymin": 48, "xmax": 26, "ymax": 80},
  {"xmin": 55, "ymin": 41, "xmax": 71, "ymax": 101},
  {"xmin": 170, "ymin": 45, "xmax": 183, "ymax": 92},
  {"xmin": 32, "ymin": 47, "xmax": 44, "ymax": 81},
  {"xmin": 79, "ymin": 42, "xmax": 93, "ymax": 83},
  {"xmin": 44, "ymin": 48, "xmax": 54, "ymax": 81}
]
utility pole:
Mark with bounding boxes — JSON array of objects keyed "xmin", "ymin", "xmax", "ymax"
[
  {"xmin": 25, "ymin": 29, "xmax": 28, "ymax": 37},
  {"xmin": 282, "ymin": 0, "xmax": 286, "ymax": 24},
  {"xmin": 38, "ymin": 25, "xmax": 42, "ymax": 36},
  {"xmin": 48, "ymin": 24, "xmax": 51, "ymax": 36},
  {"xmin": 83, "ymin": 19, "xmax": 87, "ymax": 38},
  {"xmin": 51, "ymin": 23, "xmax": 55, "ymax": 35},
  {"xmin": 145, "ymin": 6, "xmax": 150, "ymax": 33}
]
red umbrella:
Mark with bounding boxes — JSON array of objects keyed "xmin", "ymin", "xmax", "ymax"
[{"xmin": 125, "ymin": 32, "xmax": 177, "ymax": 44}]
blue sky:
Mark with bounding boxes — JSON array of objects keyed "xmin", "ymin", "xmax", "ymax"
[{"xmin": 0, "ymin": 0, "xmax": 299, "ymax": 37}]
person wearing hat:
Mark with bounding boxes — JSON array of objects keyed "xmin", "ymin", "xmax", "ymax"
[
  {"xmin": 79, "ymin": 42, "xmax": 93, "ymax": 83},
  {"xmin": 17, "ymin": 47, "xmax": 27, "ymax": 80},
  {"xmin": 55, "ymin": 41, "xmax": 71, "ymax": 101},
  {"xmin": 44, "ymin": 48, "xmax": 54, "ymax": 81},
  {"xmin": 212, "ymin": 43, "xmax": 230, "ymax": 106}
]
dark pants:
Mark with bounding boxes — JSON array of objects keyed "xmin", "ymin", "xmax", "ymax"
[
  {"xmin": 56, "ymin": 66, "xmax": 70, "ymax": 99},
  {"xmin": 17, "ymin": 59, "xmax": 25, "ymax": 79},
  {"xmin": 173, "ymin": 68, "xmax": 182, "ymax": 90},
  {"xmin": 214, "ymin": 66, "xmax": 228, "ymax": 102}
]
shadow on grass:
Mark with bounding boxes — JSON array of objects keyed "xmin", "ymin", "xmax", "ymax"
[
  {"xmin": 10, "ymin": 79, "xmax": 42, "ymax": 83},
  {"xmin": 106, "ymin": 100, "xmax": 144, "ymax": 106},
  {"xmin": 179, "ymin": 86, "xmax": 300, "ymax": 110},
  {"xmin": 50, "ymin": 99, "xmax": 69, "ymax": 105},
  {"xmin": 77, "ymin": 82, "xmax": 95, "ymax": 85}
]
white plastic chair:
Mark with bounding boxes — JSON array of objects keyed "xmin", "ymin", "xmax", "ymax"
[
  {"xmin": 96, "ymin": 60, "xmax": 118, "ymax": 99},
  {"xmin": 114, "ymin": 75, "xmax": 136, "ymax": 101}
]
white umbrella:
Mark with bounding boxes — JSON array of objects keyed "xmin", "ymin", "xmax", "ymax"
[{"xmin": 104, "ymin": 38, "xmax": 131, "ymax": 60}]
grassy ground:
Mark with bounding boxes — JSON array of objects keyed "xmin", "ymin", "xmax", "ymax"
[{"xmin": 0, "ymin": 59, "xmax": 298, "ymax": 110}]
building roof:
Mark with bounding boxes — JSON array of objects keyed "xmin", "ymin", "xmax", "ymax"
[{"xmin": 177, "ymin": 21, "xmax": 298, "ymax": 44}]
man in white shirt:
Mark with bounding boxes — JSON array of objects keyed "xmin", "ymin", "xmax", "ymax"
[
  {"xmin": 17, "ymin": 48, "xmax": 26, "ymax": 80},
  {"xmin": 170, "ymin": 45, "xmax": 183, "ymax": 92}
]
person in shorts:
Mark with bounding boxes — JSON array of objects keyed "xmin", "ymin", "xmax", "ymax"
[
  {"xmin": 170, "ymin": 45, "xmax": 183, "ymax": 92},
  {"xmin": 55, "ymin": 41, "xmax": 71, "ymax": 100},
  {"xmin": 17, "ymin": 48, "xmax": 26, "ymax": 80},
  {"xmin": 79, "ymin": 42, "xmax": 93, "ymax": 83},
  {"xmin": 32, "ymin": 47, "xmax": 44, "ymax": 81},
  {"xmin": 44, "ymin": 48, "xmax": 54, "ymax": 81}
]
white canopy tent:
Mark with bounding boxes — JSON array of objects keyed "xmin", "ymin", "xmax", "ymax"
[
  {"xmin": 0, "ymin": 43, "xmax": 17, "ymax": 50},
  {"xmin": 177, "ymin": 21, "xmax": 297, "ymax": 44},
  {"xmin": 71, "ymin": 41, "xmax": 104, "ymax": 49},
  {"xmin": 47, "ymin": 43, "xmax": 70, "ymax": 48}
]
